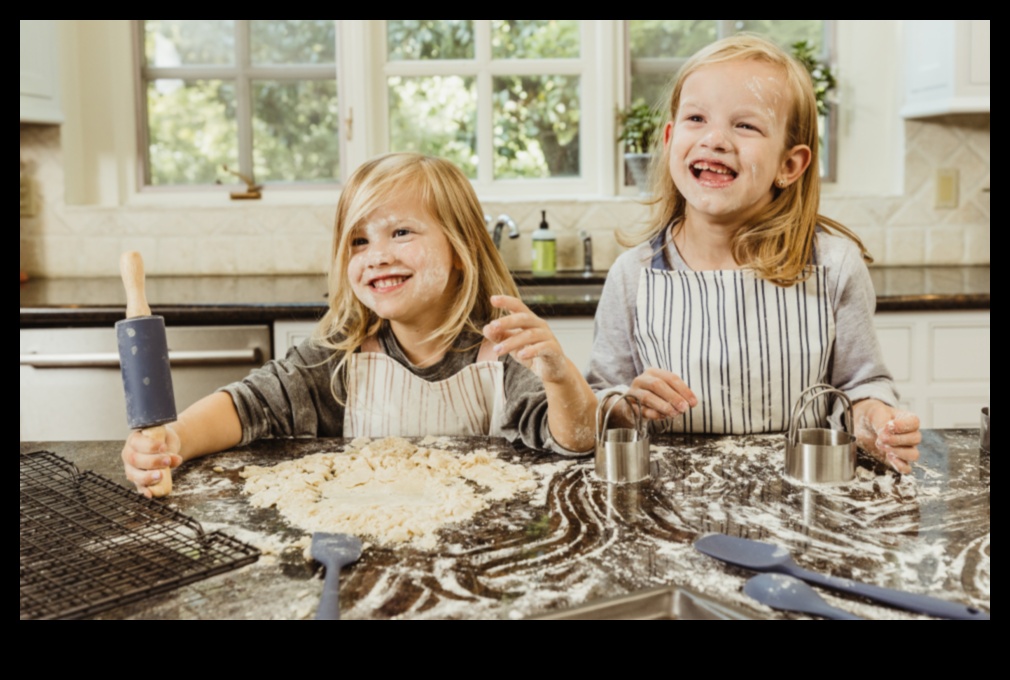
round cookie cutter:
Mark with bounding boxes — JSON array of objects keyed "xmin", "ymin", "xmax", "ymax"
[
  {"xmin": 595, "ymin": 393, "xmax": 651, "ymax": 484},
  {"xmin": 785, "ymin": 384, "xmax": 857, "ymax": 485}
]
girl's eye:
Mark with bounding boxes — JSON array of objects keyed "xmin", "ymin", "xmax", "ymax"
[
  {"xmin": 351, "ymin": 237, "xmax": 368, "ymax": 247},
  {"xmin": 687, "ymin": 115, "xmax": 704, "ymax": 123},
  {"xmin": 393, "ymin": 228, "xmax": 412, "ymax": 238},
  {"xmin": 737, "ymin": 122, "xmax": 761, "ymax": 132}
]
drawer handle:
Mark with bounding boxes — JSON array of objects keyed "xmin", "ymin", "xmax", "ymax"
[{"xmin": 20, "ymin": 349, "xmax": 262, "ymax": 369}]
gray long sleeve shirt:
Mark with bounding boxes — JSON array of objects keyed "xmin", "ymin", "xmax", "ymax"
[
  {"xmin": 222, "ymin": 324, "xmax": 585, "ymax": 456},
  {"xmin": 587, "ymin": 231, "xmax": 899, "ymax": 428}
]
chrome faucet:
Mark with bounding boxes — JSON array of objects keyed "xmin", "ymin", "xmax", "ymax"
[
  {"xmin": 486, "ymin": 214, "xmax": 520, "ymax": 250},
  {"xmin": 579, "ymin": 230, "xmax": 593, "ymax": 275}
]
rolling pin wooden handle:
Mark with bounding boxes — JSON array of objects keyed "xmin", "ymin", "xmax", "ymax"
[
  {"xmin": 142, "ymin": 425, "xmax": 174, "ymax": 497},
  {"xmin": 120, "ymin": 251, "xmax": 152, "ymax": 319}
]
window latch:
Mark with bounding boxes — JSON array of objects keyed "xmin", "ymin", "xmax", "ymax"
[{"xmin": 220, "ymin": 165, "xmax": 263, "ymax": 200}]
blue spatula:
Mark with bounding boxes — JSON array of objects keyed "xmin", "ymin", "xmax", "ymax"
[
  {"xmin": 745, "ymin": 574, "xmax": 863, "ymax": 620},
  {"xmin": 311, "ymin": 533, "xmax": 363, "ymax": 621},
  {"xmin": 696, "ymin": 534, "xmax": 988, "ymax": 621}
]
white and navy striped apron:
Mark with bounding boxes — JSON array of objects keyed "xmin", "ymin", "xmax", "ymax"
[
  {"xmin": 635, "ymin": 233, "xmax": 835, "ymax": 434},
  {"xmin": 343, "ymin": 337, "xmax": 506, "ymax": 438}
]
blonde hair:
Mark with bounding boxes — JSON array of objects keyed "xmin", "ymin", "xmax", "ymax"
[
  {"xmin": 628, "ymin": 34, "xmax": 869, "ymax": 286},
  {"xmin": 315, "ymin": 152, "xmax": 519, "ymax": 373}
]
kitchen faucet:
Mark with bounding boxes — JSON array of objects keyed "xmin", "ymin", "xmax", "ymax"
[
  {"xmin": 579, "ymin": 230, "xmax": 593, "ymax": 275},
  {"xmin": 486, "ymin": 214, "xmax": 520, "ymax": 250}
]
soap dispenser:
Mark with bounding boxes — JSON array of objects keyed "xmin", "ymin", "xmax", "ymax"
[{"xmin": 531, "ymin": 210, "xmax": 557, "ymax": 277}]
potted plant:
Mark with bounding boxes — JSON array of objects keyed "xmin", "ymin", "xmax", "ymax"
[
  {"xmin": 617, "ymin": 98, "xmax": 662, "ymax": 195},
  {"xmin": 791, "ymin": 40, "xmax": 837, "ymax": 117}
]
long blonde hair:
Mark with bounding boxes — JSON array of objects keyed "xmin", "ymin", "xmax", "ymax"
[
  {"xmin": 315, "ymin": 152, "xmax": 519, "ymax": 368},
  {"xmin": 629, "ymin": 34, "xmax": 869, "ymax": 286}
]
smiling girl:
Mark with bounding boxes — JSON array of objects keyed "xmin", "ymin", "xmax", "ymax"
[
  {"xmin": 589, "ymin": 35, "xmax": 922, "ymax": 473},
  {"xmin": 122, "ymin": 153, "xmax": 597, "ymax": 498}
]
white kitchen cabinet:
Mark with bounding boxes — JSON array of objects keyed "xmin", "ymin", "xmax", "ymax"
[
  {"xmin": 874, "ymin": 310, "xmax": 989, "ymax": 428},
  {"xmin": 545, "ymin": 317, "xmax": 596, "ymax": 375},
  {"xmin": 902, "ymin": 20, "xmax": 989, "ymax": 118},
  {"xmin": 20, "ymin": 20, "xmax": 63, "ymax": 124}
]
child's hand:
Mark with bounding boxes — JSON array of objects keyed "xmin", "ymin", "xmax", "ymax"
[
  {"xmin": 853, "ymin": 400, "xmax": 921, "ymax": 474},
  {"xmin": 121, "ymin": 425, "xmax": 183, "ymax": 498},
  {"xmin": 483, "ymin": 296, "xmax": 572, "ymax": 384},
  {"xmin": 629, "ymin": 368, "xmax": 698, "ymax": 421}
]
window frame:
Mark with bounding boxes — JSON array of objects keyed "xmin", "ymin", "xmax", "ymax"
[{"xmin": 133, "ymin": 20, "xmax": 344, "ymax": 193}]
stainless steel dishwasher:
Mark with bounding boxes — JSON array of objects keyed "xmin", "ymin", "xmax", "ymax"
[{"xmin": 20, "ymin": 326, "xmax": 271, "ymax": 441}]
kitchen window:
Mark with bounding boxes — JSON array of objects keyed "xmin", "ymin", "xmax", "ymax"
[
  {"xmin": 135, "ymin": 19, "xmax": 608, "ymax": 197},
  {"xmin": 138, "ymin": 20, "xmax": 341, "ymax": 188},
  {"xmin": 380, "ymin": 21, "xmax": 590, "ymax": 192},
  {"xmin": 118, "ymin": 20, "xmax": 889, "ymax": 203}
]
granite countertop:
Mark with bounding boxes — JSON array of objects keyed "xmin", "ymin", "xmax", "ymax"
[
  {"xmin": 20, "ymin": 431, "xmax": 990, "ymax": 620},
  {"xmin": 19, "ymin": 266, "xmax": 990, "ymax": 328}
]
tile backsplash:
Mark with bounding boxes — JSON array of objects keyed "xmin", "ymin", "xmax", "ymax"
[{"xmin": 20, "ymin": 114, "xmax": 989, "ymax": 278}]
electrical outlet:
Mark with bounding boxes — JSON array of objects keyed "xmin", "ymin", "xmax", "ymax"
[
  {"xmin": 935, "ymin": 168, "xmax": 959, "ymax": 210},
  {"xmin": 20, "ymin": 174, "xmax": 36, "ymax": 217}
]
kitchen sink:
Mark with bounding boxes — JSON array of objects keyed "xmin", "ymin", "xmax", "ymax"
[{"xmin": 530, "ymin": 586, "xmax": 754, "ymax": 620}]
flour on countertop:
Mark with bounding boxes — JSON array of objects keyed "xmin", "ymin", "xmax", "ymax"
[{"xmin": 241, "ymin": 437, "xmax": 539, "ymax": 550}]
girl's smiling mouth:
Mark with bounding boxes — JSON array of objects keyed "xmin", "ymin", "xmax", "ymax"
[
  {"xmin": 369, "ymin": 275, "xmax": 412, "ymax": 291},
  {"xmin": 690, "ymin": 161, "xmax": 738, "ymax": 187}
]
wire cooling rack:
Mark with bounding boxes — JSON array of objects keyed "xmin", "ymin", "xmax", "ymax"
[{"xmin": 20, "ymin": 451, "xmax": 260, "ymax": 620}]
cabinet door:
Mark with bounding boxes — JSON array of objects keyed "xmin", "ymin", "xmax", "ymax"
[
  {"xmin": 904, "ymin": 20, "xmax": 953, "ymax": 99},
  {"xmin": 902, "ymin": 20, "xmax": 989, "ymax": 117},
  {"xmin": 20, "ymin": 20, "xmax": 63, "ymax": 124},
  {"xmin": 545, "ymin": 317, "xmax": 595, "ymax": 375},
  {"xmin": 273, "ymin": 321, "xmax": 318, "ymax": 359},
  {"xmin": 873, "ymin": 310, "xmax": 989, "ymax": 429}
]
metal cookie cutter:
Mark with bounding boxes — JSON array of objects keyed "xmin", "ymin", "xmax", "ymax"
[
  {"xmin": 785, "ymin": 384, "xmax": 857, "ymax": 485},
  {"xmin": 595, "ymin": 393, "xmax": 651, "ymax": 484},
  {"xmin": 981, "ymin": 407, "xmax": 989, "ymax": 454}
]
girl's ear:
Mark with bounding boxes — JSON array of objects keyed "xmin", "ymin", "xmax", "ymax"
[
  {"xmin": 777, "ymin": 144, "xmax": 813, "ymax": 189},
  {"xmin": 663, "ymin": 121, "xmax": 675, "ymax": 146}
]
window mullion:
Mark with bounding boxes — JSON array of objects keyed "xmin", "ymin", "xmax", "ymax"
[
  {"xmin": 475, "ymin": 20, "xmax": 494, "ymax": 186},
  {"xmin": 485, "ymin": 60, "xmax": 584, "ymax": 77},
  {"xmin": 235, "ymin": 20, "xmax": 254, "ymax": 181},
  {"xmin": 340, "ymin": 20, "xmax": 375, "ymax": 171}
]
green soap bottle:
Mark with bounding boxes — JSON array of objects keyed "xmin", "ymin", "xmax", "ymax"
[{"xmin": 531, "ymin": 210, "xmax": 556, "ymax": 276}]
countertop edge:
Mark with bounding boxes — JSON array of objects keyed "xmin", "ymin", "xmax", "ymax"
[{"xmin": 19, "ymin": 295, "xmax": 991, "ymax": 328}]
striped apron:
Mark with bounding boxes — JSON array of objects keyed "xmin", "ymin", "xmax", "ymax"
[
  {"xmin": 635, "ymin": 233, "xmax": 835, "ymax": 434},
  {"xmin": 343, "ymin": 336, "xmax": 506, "ymax": 438}
]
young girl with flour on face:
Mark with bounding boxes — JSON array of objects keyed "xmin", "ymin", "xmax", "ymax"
[
  {"xmin": 122, "ymin": 153, "xmax": 597, "ymax": 498},
  {"xmin": 589, "ymin": 35, "xmax": 921, "ymax": 473}
]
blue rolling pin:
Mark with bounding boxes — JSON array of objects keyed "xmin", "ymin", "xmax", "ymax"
[{"xmin": 116, "ymin": 252, "xmax": 176, "ymax": 497}]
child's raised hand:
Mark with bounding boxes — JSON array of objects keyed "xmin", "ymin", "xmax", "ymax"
[
  {"xmin": 121, "ymin": 425, "xmax": 183, "ymax": 498},
  {"xmin": 483, "ymin": 296, "xmax": 572, "ymax": 384},
  {"xmin": 629, "ymin": 368, "xmax": 698, "ymax": 421},
  {"xmin": 853, "ymin": 400, "xmax": 921, "ymax": 475}
]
